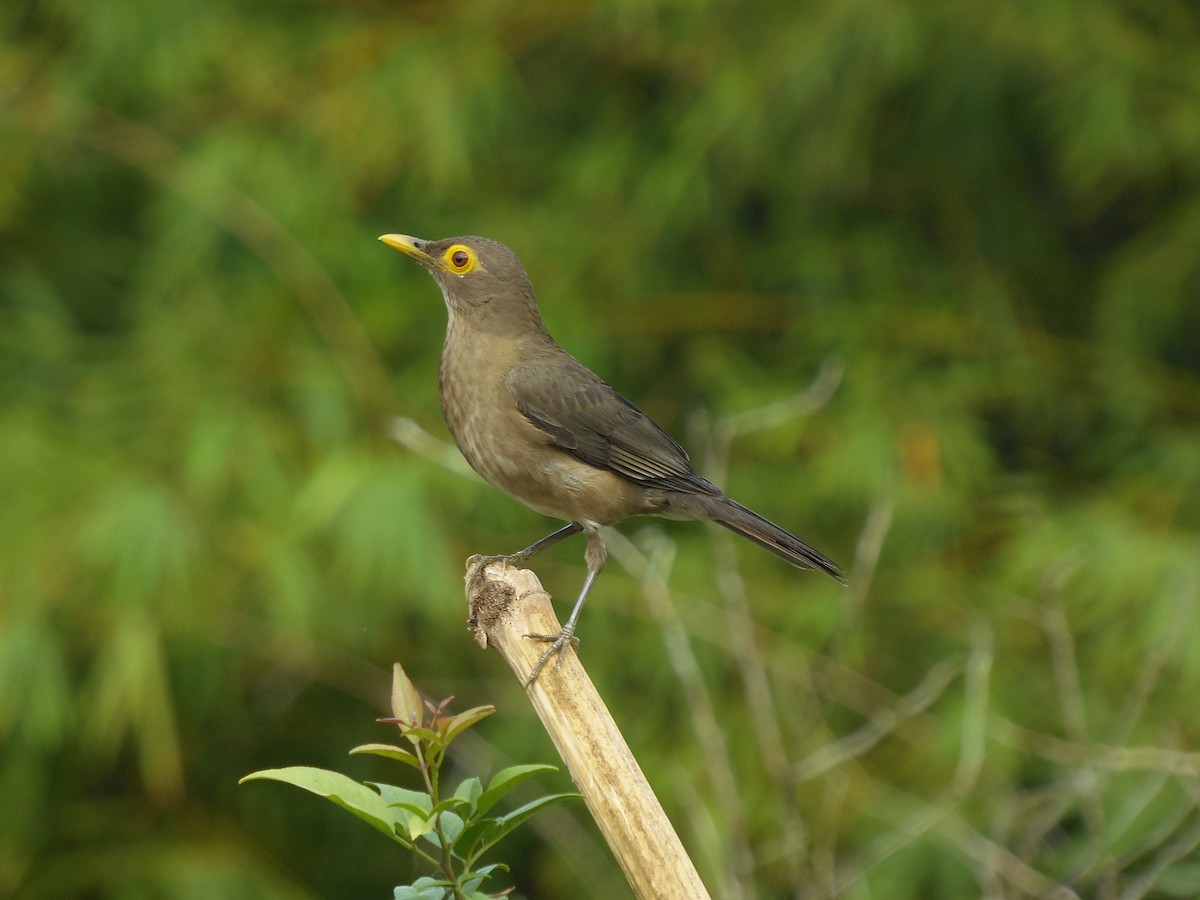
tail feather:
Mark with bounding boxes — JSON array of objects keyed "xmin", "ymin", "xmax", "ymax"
[{"xmin": 714, "ymin": 498, "xmax": 845, "ymax": 584}]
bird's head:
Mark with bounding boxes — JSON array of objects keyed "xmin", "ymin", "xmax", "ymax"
[{"xmin": 379, "ymin": 234, "xmax": 545, "ymax": 334}]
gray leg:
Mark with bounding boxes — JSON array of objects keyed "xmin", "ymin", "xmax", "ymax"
[
  {"xmin": 512, "ymin": 522, "xmax": 585, "ymax": 563},
  {"xmin": 466, "ymin": 522, "xmax": 584, "ymax": 591},
  {"xmin": 526, "ymin": 525, "xmax": 607, "ymax": 685}
]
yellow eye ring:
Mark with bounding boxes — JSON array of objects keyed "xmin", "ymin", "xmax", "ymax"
[{"xmin": 442, "ymin": 244, "xmax": 478, "ymax": 275}]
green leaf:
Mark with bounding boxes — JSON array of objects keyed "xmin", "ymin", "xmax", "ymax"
[
  {"xmin": 390, "ymin": 663, "xmax": 424, "ymax": 725},
  {"xmin": 372, "ymin": 783, "xmax": 434, "ymax": 839},
  {"xmin": 393, "ymin": 876, "xmax": 453, "ymax": 899},
  {"xmin": 438, "ymin": 704, "xmax": 495, "ymax": 744},
  {"xmin": 460, "ymin": 862, "xmax": 507, "ymax": 893},
  {"xmin": 431, "ymin": 809, "xmax": 464, "ymax": 846},
  {"xmin": 373, "ymin": 783, "xmax": 432, "ymax": 812},
  {"xmin": 477, "ymin": 794, "xmax": 581, "ymax": 853},
  {"xmin": 396, "ymin": 725, "xmax": 440, "ymax": 744},
  {"xmin": 448, "ymin": 867, "xmax": 508, "ymax": 900},
  {"xmin": 430, "ymin": 796, "xmax": 471, "ymax": 818},
  {"xmin": 453, "ymin": 817, "xmax": 497, "ymax": 856},
  {"xmin": 477, "ymin": 764, "xmax": 560, "ymax": 816},
  {"xmin": 349, "ymin": 743, "xmax": 421, "ymax": 768},
  {"xmin": 394, "ymin": 807, "xmax": 434, "ymax": 841},
  {"xmin": 453, "ymin": 776, "xmax": 482, "ymax": 814},
  {"xmin": 451, "ymin": 864, "xmax": 504, "ymax": 897},
  {"xmin": 240, "ymin": 766, "xmax": 399, "ymax": 842}
]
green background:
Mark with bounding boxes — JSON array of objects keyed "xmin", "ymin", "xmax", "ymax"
[{"xmin": 3, "ymin": 0, "xmax": 1199, "ymax": 897}]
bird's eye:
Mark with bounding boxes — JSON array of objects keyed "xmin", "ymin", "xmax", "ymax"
[{"xmin": 443, "ymin": 244, "xmax": 478, "ymax": 275}]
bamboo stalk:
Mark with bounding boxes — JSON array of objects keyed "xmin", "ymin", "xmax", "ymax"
[{"xmin": 467, "ymin": 561, "xmax": 712, "ymax": 900}]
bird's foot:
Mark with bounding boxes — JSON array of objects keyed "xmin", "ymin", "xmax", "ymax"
[
  {"xmin": 524, "ymin": 627, "xmax": 580, "ymax": 686},
  {"xmin": 465, "ymin": 552, "xmax": 530, "ymax": 593}
]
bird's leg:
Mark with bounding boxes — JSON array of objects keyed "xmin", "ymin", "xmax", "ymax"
[
  {"xmin": 525, "ymin": 526, "xmax": 607, "ymax": 685},
  {"xmin": 509, "ymin": 521, "xmax": 586, "ymax": 564},
  {"xmin": 466, "ymin": 522, "xmax": 584, "ymax": 592}
]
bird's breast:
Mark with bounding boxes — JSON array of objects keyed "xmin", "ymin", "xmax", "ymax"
[{"xmin": 439, "ymin": 327, "xmax": 643, "ymax": 525}]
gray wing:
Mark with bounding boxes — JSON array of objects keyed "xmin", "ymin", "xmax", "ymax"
[{"xmin": 507, "ymin": 359, "xmax": 721, "ymax": 495}]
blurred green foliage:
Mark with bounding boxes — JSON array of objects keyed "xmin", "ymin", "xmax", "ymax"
[{"xmin": 2, "ymin": 0, "xmax": 1199, "ymax": 897}]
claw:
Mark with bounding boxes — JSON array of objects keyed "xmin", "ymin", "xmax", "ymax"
[
  {"xmin": 524, "ymin": 627, "xmax": 581, "ymax": 685},
  {"xmin": 466, "ymin": 552, "xmax": 526, "ymax": 590}
]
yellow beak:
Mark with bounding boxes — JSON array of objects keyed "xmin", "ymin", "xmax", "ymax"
[{"xmin": 378, "ymin": 234, "xmax": 433, "ymax": 265}]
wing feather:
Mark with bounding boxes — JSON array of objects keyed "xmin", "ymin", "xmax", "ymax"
[{"xmin": 508, "ymin": 360, "xmax": 719, "ymax": 496}]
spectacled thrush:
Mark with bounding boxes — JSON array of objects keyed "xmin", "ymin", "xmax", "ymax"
[{"xmin": 380, "ymin": 234, "xmax": 843, "ymax": 682}]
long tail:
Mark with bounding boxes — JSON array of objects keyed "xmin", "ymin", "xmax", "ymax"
[{"xmin": 712, "ymin": 497, "xmax": 845, "ymax": 584}]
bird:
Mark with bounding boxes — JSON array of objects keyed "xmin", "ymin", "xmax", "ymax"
[{"xmin": 379, "ymin": 233, "xmax": 844, "ymax": 682}]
